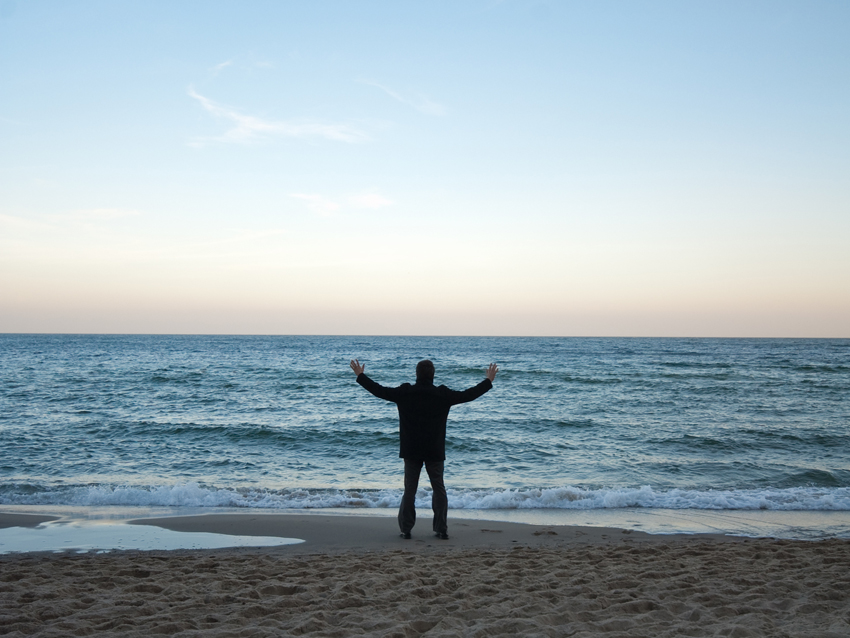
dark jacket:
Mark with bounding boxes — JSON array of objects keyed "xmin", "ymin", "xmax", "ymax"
[{"xmin": 356, "ymin": 373, "xmax": 493, "ymax": 461}]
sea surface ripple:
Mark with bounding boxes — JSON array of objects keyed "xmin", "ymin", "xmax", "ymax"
[{"xmin": 1, "ymin": 335, "xmax": 848, "ymax": 513}]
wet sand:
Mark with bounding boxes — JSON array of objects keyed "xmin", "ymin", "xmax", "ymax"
[{"xmin": 1, "ymin": 512, "xmax": 849, "ymax": 637}]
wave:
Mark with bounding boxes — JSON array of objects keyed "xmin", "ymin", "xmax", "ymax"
[{"xmin": 1, "ymin": 483, "xmax": 848, "ymax": 511}]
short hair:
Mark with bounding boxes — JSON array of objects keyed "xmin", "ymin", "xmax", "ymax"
[{"xmin": 416, "ymin": 359, "xmax": 435, "ymax": 383}]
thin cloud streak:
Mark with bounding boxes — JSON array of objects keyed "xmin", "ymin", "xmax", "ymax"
[
  {"xmin": 289, "ymin": 194, "xmax": 341, "ymax": 217},
  {"xmin": 0, "ymin": 213, "xmax": 55, "ymax": 232},
  {"xmin": 210, "ymin": 60, "xmax": 233, "ymax": 76},
  {"xmin": 188, "ymin": 88, "xmax": 368, "ymax": 144},
  {"xmin": 1, "ymin": 209, "xmax": 138, "ymax": 233},
  {"xmin": 359, "ymin": 80, "xmax": 446, "ymax": 116},
  {"xmin": 348, "ymin": 193, "xmax": 394, "ymax": 209},
  {"xmin": 56, "ymin": 208, "xmax": 140, "ymax": 221},
  {"xmin": 290, "ymin": 192, "xmax": 394, "ymax": 216},
  {"xmin": 210, "ymin": 58, "xmax": 273, "ymax": 76}
]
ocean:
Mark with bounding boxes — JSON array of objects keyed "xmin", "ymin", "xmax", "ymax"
[{"xmin": 2, "ymin": 334, "xmax": 849, "ymax": 540}]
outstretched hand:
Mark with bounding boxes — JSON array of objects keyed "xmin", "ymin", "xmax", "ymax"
[
  {"xmin": 486, "ymin": 363, "xmax": 499, "ymax": 382},
  {"xmin": 350, "ymin": 359, "xmax": 365, "ymax": 376}
]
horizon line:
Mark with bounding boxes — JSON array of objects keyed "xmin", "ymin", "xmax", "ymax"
[{"xmin": 1, "ymin": 332, "xmax": 846, "ymax": 340}]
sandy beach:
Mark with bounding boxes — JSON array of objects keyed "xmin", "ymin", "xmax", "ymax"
[{"xmin": 2, "ymin": 513, "xmax": 849, "ymax": 637}]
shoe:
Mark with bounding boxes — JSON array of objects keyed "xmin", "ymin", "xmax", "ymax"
[
  {"xmin": 434, "ymin": 532, "xmax": 449, "ymax": 540},
  {"xmin": 400, "ymin": 532, "xmax": 411, "ymax": 539}
]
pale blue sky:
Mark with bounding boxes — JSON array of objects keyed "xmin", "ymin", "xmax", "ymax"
[{"xmin": 1, "ymin": 0, "xmax": 848, "ymax": 336}]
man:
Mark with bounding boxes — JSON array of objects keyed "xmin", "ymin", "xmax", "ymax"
[{"xmin": 350, "ymin": 358, "xmax": 498, "ymax": 540}]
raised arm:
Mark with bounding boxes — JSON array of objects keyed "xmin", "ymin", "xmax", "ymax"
[
  {"xmin": 445, "ymin": 364, "xmax": 498, "ymax": 406},
  {"xmin": 351, "ymin": 359, "xmax": 402, "ymax": 402}
]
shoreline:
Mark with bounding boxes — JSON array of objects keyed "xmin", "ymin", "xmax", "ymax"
[
  {"xmin": 2, "ymin": 504, "xmax": 849, "ymax": 547},
  {"xmin": 2, "ymin": 510, "xmax": 741, "ymax": 556},
  {"xmin": 127, "ymin": 512, "xmax": 742, "ymax": 554}
]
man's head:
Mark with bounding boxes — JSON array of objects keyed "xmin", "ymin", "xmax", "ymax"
[{"xmin": 416, "ymin": 359, "xmax": 435, "ymax": 384}]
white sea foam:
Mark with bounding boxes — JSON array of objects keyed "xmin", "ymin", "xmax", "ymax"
[
  {"xmin": 2, "ymin": 483, "xmax": 849, "ymax": 511},
  {"xmin": 445, "ymin": 485, "xmax": 850, "ymax": 510}
]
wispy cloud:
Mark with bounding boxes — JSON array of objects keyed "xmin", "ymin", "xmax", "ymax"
[
  {"xmin": 56, "ymin": 208, "xmax": 139, "ymax": 222},
  {"xmin": 210, "ymin": 60, "xmax": 233, "ymax": 76},
  {"xmin": 359, "ymin": 80, "xmax": 446, "ymax": 116},
  {"xmin": 160, "ymin": 228, "xmax": 287, "ymax": 256},
  {"xmin": 290, "ymin": 192, "xmax": 394, "ymax": 216},
  {"xmin": 289, "ymin": 194, "xmax": 341, "ymax": 217},
  {"xmin": 210, "ymin": 57, "xmax": 272, "ymax": 76},
  {"xmin": 0, "ymin": 209, "xmax": 139, "ymax": 234},
  {"xmin": 188, "ymin": 88, "xmax": 368, "ymax": 145},
  {"xmin": 348, "ymin": 193, "xmax": 394, "ymax": 209},
  {"xmin": 0, "ymin": 213, "xmax": 54, "ymax": 232}
]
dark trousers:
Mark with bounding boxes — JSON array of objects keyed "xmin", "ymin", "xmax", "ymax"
[{"xmin": 398, "ymin": 459, "xmax": 447, "ymax": 535}]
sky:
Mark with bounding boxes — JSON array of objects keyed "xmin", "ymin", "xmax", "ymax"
[{"xmin": 1, "ymin": 0, "xmax": 848, "ymax": 337}]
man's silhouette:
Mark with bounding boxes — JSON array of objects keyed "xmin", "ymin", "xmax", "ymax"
[{"xmin": 350, "ymin": 358, "xmax": 498, "ymax": 539}]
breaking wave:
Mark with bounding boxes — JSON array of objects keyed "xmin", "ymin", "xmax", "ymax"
[{"xmin": 2, "ymin": 482, "xmax": 848, "ymax": 511}]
